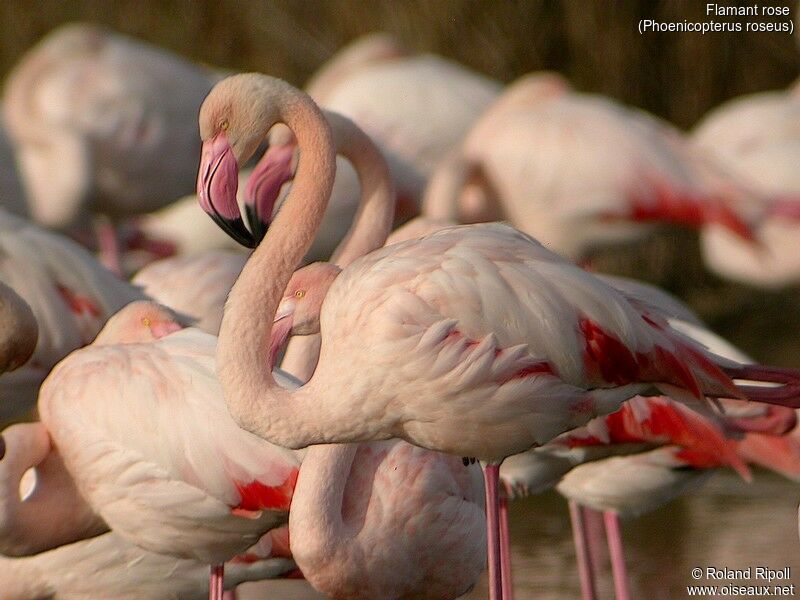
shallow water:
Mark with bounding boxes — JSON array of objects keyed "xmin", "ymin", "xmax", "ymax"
[{"xmin": 241, "ymin": 469, "xmax": 800, "ymax": 599}]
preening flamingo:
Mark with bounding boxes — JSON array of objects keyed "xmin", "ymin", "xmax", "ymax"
[
  {"xmin": 2, "ymin": 23, "xmax": 223, "ymax": 273},
  {"xmin": 197, "ymin": 74, "xmax": 800, "ymax": 600},
  {"xmin": 423, "ymin": 73, "xmax": 754, "ymax": 262},
  {"xmin": 309, "ymin": 34, "xmax": 501, "ymax": 178},
  {"xmin": 0, "ymin": 281, "xmax": 37, "ymax": 375},
  {"xmin": 0, "ymin": 209, "xmax": 145, "ymax": 420},
  {"xmin": 0, "ymin": 422, "xmax": 106, "ymax": 556},
  {"xmin": 0, "ymin": 531, "xmax": 295, "ymax": 600},
  {"xmin": 37, "ymin": 301, "xmax": 301, "ymax": 600}
]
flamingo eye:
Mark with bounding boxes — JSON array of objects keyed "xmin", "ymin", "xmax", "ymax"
[
  {"xmin": 142, "ymin": 317, "xmax": 151, "ymax": 326},
  {"xmin": 220, "ymin": 119, "xmax": 229, "ymax": 131},
  {"xmin": 294, "ymin": 290, "xmax": 305, "ymax": 299}
]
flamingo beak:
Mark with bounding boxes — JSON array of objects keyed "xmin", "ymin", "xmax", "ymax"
[
  {"xmin": 244, "ymin": 144, "xmax": 296, "ymax": 245},
  {"xmin": 198, "ymin": 132, "xmax": 255, "ymax": 248}
]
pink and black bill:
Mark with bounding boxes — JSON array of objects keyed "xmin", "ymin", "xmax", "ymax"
[
  {"xmin": 243, "ymin": 144, "xmax": 296, "ymax": 244},
  {"xmin": 197, "ymin": 133, "xmax": 293, "ymax": 248}
]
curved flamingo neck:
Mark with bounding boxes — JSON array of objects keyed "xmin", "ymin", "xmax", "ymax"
[
  {"xmin": 217, "ymin": 80, "xmax": 336, "ymax": 447},
  {"xmin": 280, "ymin": 110, "xmax": 396, "ymax": 383},
  {"xmin": 324, "ymin": 111, "xmax": 395, "ymax": 267},
  {"xmin": 288, "ymin": 443, "xmax": 359, "ymax": 560}
]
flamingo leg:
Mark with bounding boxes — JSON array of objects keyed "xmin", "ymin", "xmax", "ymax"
[
  {"xmin": 209, "ymin": 563, "xmax": 224, "ymax": 600},
  {"xmin": 94, "ymin": 216, "xmax": 123, "ymax": 277},
  {"xmin": 483, "ymin": 464, "xmax": 504, "ymax": 600},
  {"xmin": 499, "ymin": 495, "xmax": 515, "ymax": 600},
  {"xmin": 568, "ymin": 500, "xmax": 598, "ymax": 600},
  {"xmin": 603, "ymin": 510, "xmax": 631, "ymax": 600},
  {"xmin": 582, "ymin": 506, "xmax": 605, "ymax": 582}
]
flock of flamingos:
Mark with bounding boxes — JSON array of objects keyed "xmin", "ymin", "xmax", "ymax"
[{"xmin": 1, "ymin": 22, "xmax": 800, "ymax": 600}]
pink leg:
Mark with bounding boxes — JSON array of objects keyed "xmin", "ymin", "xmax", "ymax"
[
  {"xmin": 568, "ymin": 501, "xmax": 598, "ymax": 600},
  {"xmin": 582, "ymin": 506, "xmax": 605, "ymax": 582},
  {"xmin": 95, "ymin": 217, "xmax": 122, "ymax": 277},
  {"xmin": 499, "ymin": 495, "xmax": 515, "ymax": 600},
  {"xmin": 603, "ymin": 511, "xmax": 631, "ymax": 600},
  {"xmin": 483, "ymin": 464, "xmax": 503, "ymax": 600},
  {"xmin": 209, "ymin": 564, "xmax": 224, "ymax": 600}
]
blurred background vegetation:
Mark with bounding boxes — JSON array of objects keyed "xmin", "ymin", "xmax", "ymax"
[
  {"xmin": 1, "ymin": 0, "xmax": 798, "ymax": 128},
  {"xmin": 1, "ymin": 0, "xmax": 798, "ymax": 366}
]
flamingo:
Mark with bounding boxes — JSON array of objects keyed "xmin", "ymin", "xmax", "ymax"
[
  {"xmin": 132, "ymin": 250, "xmax": 247, "ymax": 334},
  {"xmin": 501, "ymin": 313, "xmax": 798, "ymax": 600},
  {"xmin": 421, "ymin": 73, "xmax": 755, "ymax": 262},
  {"xmin": 305, "ymin": 33, "xmax": 408, "ymax": 101},
  {"xmin": 0, "ymin": 530, "xmax": 295, "ymax": 600},
  {"xmin": 257, "ymin": 111, "xmax": 487, "ymax": 600},
  {"xmin": 690, "ymin": 89, "xmax": 800, "ymax": 287},
  {"xmin": 309, "ymin": 35, "xmax": 501, "ymax": 178},
  {"xmin": 0, "ymin": 209, "xmax": 145, "ymax": 420},
  {"xmin": 0, "ymin": 422, "xmax": 106, "ymax": 556},
  {"xmin": 197, "ymin": 74, "xmax": 800, "ymax": 600},
  {"xmin": 2, "ymin": 23, "xmax": 223, "ymax": 273},
  {"xmin": 37, "ymin": 301, "xmax": 301, "ymax": 600},
  {"xmin": 0, "ymin": 281, "xmax": 37, "ymax": 375}
]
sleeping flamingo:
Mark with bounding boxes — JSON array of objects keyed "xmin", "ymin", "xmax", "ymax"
[
  {"xmin": 305, "ymin": 33, "xmax": 408, "ymax": 101},
  {"xmin": 2, "ymin": 23, "xmax": 223, "ymax": 273},
  {"xmin": 37, "ymin": 301, "xmax": 301, "ymax": 600},
  {"xmin": 501, "ymin": 313, "xmax": 798, "ymax": 600},
  {"xmin": 132, "ymin": 250, "xmax": 247, "ymax": 334},
  {"xmin": 309, "ymin": 34, "xmax": 501, "ymax": 178},
  {"xmin": 691, "ymin": 89, "xmax": 800, "ymax": 287},
  {"xmin": 0, "ymin": 209, "xmax": 145, "ymax": 420},
  {"xmin": 0, "ymin": 281, "xmax": 37, "ymax": 375},
  {"xmin": 198, "ymin": 74, "xmax": 800, "ymax": 600},
  {"xmin": 421, "ymin": 73, "xmax": 754, "ymax": 262}
]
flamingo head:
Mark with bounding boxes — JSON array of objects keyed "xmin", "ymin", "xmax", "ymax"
[
  {"xmin": 198, "ymin": 74, "xmax": 303, "ymax": 248},
  {"xmin": 270, "ymin": 263, "xmax": 342, "ymax": 362},
  {"xmin": 94, "ymin": 301, "xmax": 186, "ymax": 345}
]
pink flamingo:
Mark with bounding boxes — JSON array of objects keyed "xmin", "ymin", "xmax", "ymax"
[
  {"xmin": 198, "ymin": 74, "xmax": 800, "ymax": 599},
  {"xmin": 0, "ymin": 421, "xmax": 106, "ymax": 556},
  {"xmin": 308, "ymin": 34, "xmax": 501, "ymax": 179},
  {"xmin": 421, "ymin": 73, "xmax": 755, "ymax": 262},
  {"xmin": 691, "ymin": 89, "xmax": 800, "ymax": 287},
  {"xmin": 37, "ymin": 301, "xmax": 301, "ymax": 600},
  {"xmin": 260, "ymin": 113, "xmax": 487, "ymax": 598},
  {"xmin": 2, "ymin": 23, "xmax": 224, "ymax": 274},
  {"xmin": 132, "ymin": 250, "xmax": 247, "ymax": 334},
  {"xmin": 0, "ymin": 530, "xmax": 295, "ymax": 600},
  {"xmin": 0, "ymin": 209, "xmax": 145, "ymax": 420}
]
